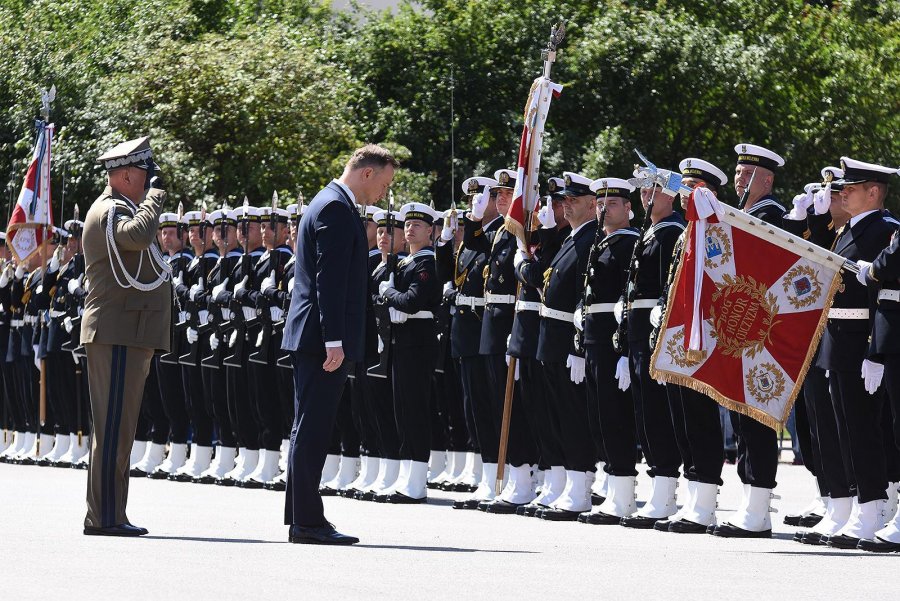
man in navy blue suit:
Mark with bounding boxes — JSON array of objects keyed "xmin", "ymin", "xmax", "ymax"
[{"xmin": 282, "ymin": 144, "xmax": 398, "ymax": 545}]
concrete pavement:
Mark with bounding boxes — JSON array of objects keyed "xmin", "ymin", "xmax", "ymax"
[{"xmin": 0, "ymin": 460, "xmax": 893, "ymax": 600}]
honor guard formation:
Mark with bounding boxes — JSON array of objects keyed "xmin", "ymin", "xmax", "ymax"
[{"xmin": 5, "ymin": 136, "xmax": 900, "ymax": 553}]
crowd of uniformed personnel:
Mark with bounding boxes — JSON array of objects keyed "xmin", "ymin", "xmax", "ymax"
[{"xmin": 3, "ymin": 143, "xmax": 900, "ymax": 552}]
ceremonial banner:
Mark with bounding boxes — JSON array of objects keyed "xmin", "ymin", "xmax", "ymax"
[
  {"xmin": 7, "ymin": 120, "xmax": 54, "ymax": 262},
  {"xmin": 505, "ymin": 76, "xmax": 562, "ymax": 247},
  {"xmin": 650, "ymin": 192, "xmax": 846, "ymax": 430}
]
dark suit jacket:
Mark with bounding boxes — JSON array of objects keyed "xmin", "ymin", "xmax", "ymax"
[{"xmin": 282, "ymin": 181, "xmax": 367, "ymax": 362}]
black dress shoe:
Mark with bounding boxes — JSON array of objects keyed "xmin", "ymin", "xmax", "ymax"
[
  {"xmin": 36, "ymin": 457, "xmax": 54, "ymax": 467},
  {"xmin": 242, "ymin": 479, "xmax": 266, "ymax": 490},
  {"xmin": 784, "ymin": 512, "xmax": 823, "ymax": 527},
  {"xmin": 858, "ymin": 537, "xmax": 900, "ymax": 552},
  {"xmin": 799, "ymin": 531, "xmax": 824, "ymax": 545},
  {"xmin": 130, "ymin": 468, "xmax": 149, "ymax": 478},
  {"xmin": 215, "ymin": 477, "xmax": 236, "ymax": 487},
  {"xmin": 148, "ymin": 470, "xmax": 171, "ymax": 480},
  {"xmin": 620, "ymin": 515, "xmax": 661, "ymax": 529},
  {"xmin": 383, "ymin": 492, "xmax": 426, "ymax": 504},
  {"xmin": 581, "ymin": 511, "xmax": 623, "ymax": 525},
  {"xmin": 540, "ymin": 508, "xmax": 581, "ymax": 522},
  {"xmin": 476, "ymin": 501, "xmax": 492, "ymax": 512},
  {"xmin": 54, "ymin": 461, "xmax": 73, "ymax": 468},
  {"xmin": 712, "ymin": 523, "xmax": 772, "ymax": 538},
  {"xmin": 452, "ymin": 498, "xmax": 481, "ymax": 510},
  {"xmin": 517, "ymin": 504, "xmax": 542, "ymax": 517},
  {"xmin": 265, "ymin": 480, "xmax": 287, "ymax": 492},
  {"xmin": 591, "ymin": 493, "xmax": 606, "ymax": 505},
  {"xmin": 485, "ymin": 500, "xmax": 522, "ymax": 515},
  {"xmin": 827, "ymin": 534, "xmax": 862, "ymax": 549},
  {"xmin": 705, "ymin": 523, "xmax": 717, "ymax": 535},
  {"xmin": 355, "ymin": 490, "xmax": 377, "ymax": 501},
  {"xmin": 169, "ymin": 472, "xmax": 195, "ymax": 483},
  {"xmin": 426, "ymin": 481, "xmax": 443, "ymax": 490},
  {"xmin": 288, "ymin": 524, "xmax": 359, "ymax": 545},
  {"xmin": 84, "ymin": 523, "xmax": 148, "ymax": 537},
  {"xmin": 338, "ymin": 488, "xmax": 358, "ymax": 498},
  {"xmin": 319, "ymin": 487, "xmax": 339, "ymax": 497},
  {"xmin": 653, "ymin": 519, "xmax": 674, "ymax": 532},
  {"xmin": 193, "ymin": 475, "xmax": 217, "ymax": 484},
  {"xmin": 668, "ymin": 519, "xmax": 709, "ymax": 534}
]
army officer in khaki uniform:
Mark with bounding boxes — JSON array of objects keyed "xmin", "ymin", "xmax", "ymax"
[{"xmin": 82, "ymin": 136, "xmax": 172, "ymax": 537}]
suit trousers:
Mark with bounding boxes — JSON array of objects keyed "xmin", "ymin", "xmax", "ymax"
[
  {"xmin": 728, "ymin": 410, "xmax": 778, "ymax": 489},
  {"xmin": 485, "ymin": 353, "xmax": 538, "ymax": 467},
  {"xmin": 84, "ymin": 343, "xmax": 154, "ymax": 528},
  {"xmin": 392, "ymin": 346, "xmax": 436, "ymax": 463},
  {"xmin": 182, "ymin": 364, "xmax": 214, "ymax": 446},
  {"xmin": 542, "ymin": 361, "xmax": 595, "ymax": 473},
  {"xmin": 803, "ymin": 365, "xmax": 850, "ymax": 497},
  {"xmin": 629, "ymin": 347, "xmax": 681, "ymax": 478},
  {"xmin": 284, "ymin": 351, "xmax": 351, "ymax": 527},
  {"xmin": 518, "ymin": 357, "xmax": 563, "ymax": 469},
  {"xmin": 882, "ymin": 354, "xmax": 900, "ymax": 482},
  {"xmin": 830, "ymin": 369, "xmax": 887, "ymax": 502},
  {"xmin": 366, "ymin": 373, "xmax": 401, "ymax": 460},
  {"xmin": 156, "ymin": 357, "xmax": 189, "ymax": 443},
  {"xmin": 586, "ymin": 345, "xmax": 637, "ymax": 477},
  {"xmin": 202, "ymin": 364, "xmax": 236, "ymax": 448},
  {"xmin": 671, "ymin": 386, "xmax": 724, "ymax": 485},
  {"xmin": 459, "ymin": 355, "xmax": 496, "ymax": 462}
]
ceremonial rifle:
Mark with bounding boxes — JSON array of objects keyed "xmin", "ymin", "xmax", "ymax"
[
  {"xmin": 368, "ymin": 190, "xmax": 397, "ymax": 378},
  {"xmin": 223, "ymin": 197, "xmax": 251, "ymax": 367},
  {"xmin": 736, "ymin": 167, "xmax": 758, "ymax": 211},
  {"xmin": 276, "ymin": 191, "xmax": 304, "ymax": 370},
  {"xmin": 250, "ymin": 191, "xmax": 281, "ymax": 365},
  {"xmin": 201, "ymin": 202, "xmax": 232, "ymax": 370},
  {"xmin": 574, "ymin": 192, "xmax": 608, "ymax": 354},
  {"xmin": 180, "ymin": 202, "xmax": 209, "ymax": 366}
]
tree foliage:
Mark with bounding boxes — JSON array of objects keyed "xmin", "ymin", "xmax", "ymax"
[{"xmin": 0, "ymin": 0, "xmax": 898, "ymax": 219}]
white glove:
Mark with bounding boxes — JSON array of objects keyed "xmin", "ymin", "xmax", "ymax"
[
  {"xmin": 212, "ymin": 277, "xmax": 229, "ymax": 302},
  {"xmin": 287, "ymin": 278, "xmax": 295, "ymax": 293},
  {"xmin": 209, "ymin": 334, "xmax": 219, "ymax": 351},
  {"xmin": 261, "ymin": 271, "xmax": 276, "ymax": 294},
  {"xmin": 444, "ymin": 210, "xmax": 459, "ymax": 234},
  {"xmin": 505, "ymin": 354, "xmax": 520, "ymax": 381},
  {"xmin": 63, "ymin": 316, "xmax": 74, "ymax": 333},
  {"xmin": 270, "ymin": 306, "xmax": 284, "ymax": 321},
  {"xmin": 186, "ymin": 328, "xmax": 198, "ymax": 344},
  {"xmin": 228, "ymin": 330, "xmax": 238, "ymax": 348},
  {"xmin": 856, "ymin": 260, "xmax": 872, "ymax": 286},
  {"xmin": 241, "ymin": 307, "xmax": 256, "ymax": 321},
  {"xmin": 650, "ymin": 305, "xmax": 663, "ymax": 328},
  {"xmin": 34, "ymin": 346, "xmax": 41, "ymax": 371},
  {"xmin": 813, "ymin": 184, "xmax": 831, "ymax": 215},
  {"xmin": 787, "ymin": 191, "xmax": 813, "ymax": 221},
  {"xmin": 221, "ymin": 308, "xmax": 233, "ymax": 321},
  {"xmin": 566, "ymin": 354, "xmax": 585, "ymax": 385},
  {"xmin": 388, "ymin": 307, "xmax": 408, "ymax": 324},
  {"xmin": 537, "ymin": 203, "xmax": 556, "ymax": 229},
  {"xmin": 172, "ymin": 271, "xmax": 184, "ymax": 289},
  {"xmin": 189, "ymin": 283, "xmax": 203, "ymax": 301},
  {"xmin": 196, "ymin": 310, "xmax": 208, "ymax": 325},
  {"xmin": 377, "ymin": 335, "xmax": 384, "ymax": 354},
  {"xmin": 615, "ymin": 356, "xmax": 631, "ymax": 391},
  {"xmin": 862, "ymin": 359, "xmax": 884, "ymax": 395},
  {"xmin": 471, "ymin": 187, "xmax": 491, "ymax": 220},
  {"xmin": 48, "ymin": 252, "xmax": 60, "ymax": 274},
  {"xmin": 443, "ymin": 281, "xmax": 454, "ymax": 296},
  {"xmin": 233, "ymin": 275, "xmax": 248, "ymax": 297},
  {"xmin": 67, "ymin": 274, "xmax": 84, "ymax": 296},
  {"xmin": 378, "ymin": 280, "xmax": 391, "ymax": 296},
  {"xmin": 440, "ymin": 226, "xmax": 454, "ymax": 242},
  {"xmin": 613, "ymin": 299, "xmax": 625, "ymax": 324},
  {"xmin": 0, "ymin": 270, "xmax": 9, "ymax": 288},
  {"xmin": 513, "ymin": 249, "xmax": 527, "ymax": 269},
  {"xmin": 14, "ymin": 264, "xmax": 25, "ymax": 280},
  {"xmin": 574, "ymin": 306, "xmax": 584, "ymax": 332}
]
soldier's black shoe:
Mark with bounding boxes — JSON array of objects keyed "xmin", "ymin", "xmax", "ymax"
[
  {"xmin": 798, "ymin": 531, "xmax": 824, "ymax": 545},
  {"xmin": 580, "ymin": 511, "xmax": 623, "ymax": 525},
  {"xmin": 242, "ymin": 479, "xmax": 265, "ymax": 489},
  {"xmin": 711, "ymin": 523, "xmax": 772, "ymax": 538},
  {"xmin": 319, "ymin": 487, "xmax": 339, "ymax": 497},
  {"xmin": 193, "ymin": 475, "xmax": 217, "ymax": 484},
  {"xmin": 485, "ymin": 500, "xmax": 522, "ymax": 514},
  {"xmin": 827, "ymin": 534, "xmax": 862, "ymax": 549},
  {"xmin": 215, "ymin": 477, "xmax": 236, "ymax": 487},
  {"xmin": 36, "ymin": 457, "xmax": 54, "ymax": 467},
  {"xmin": 540, "ymin": 508, "xmax": 581, "ymax": 522},
  {"xmin": 705, "ymin": 523, "xmax": 717, "ymax": 534},
  {"xmin": 130, "ymin": 468, "xmax": 150, "ymax": 478},
  {"xmin": 668, "ymin": 519, "xmax": 709, "ymax": 534},
  {"xmin": 383, "ymin": 492, "xmax": 426, "ymax": 504},
  {"xmin": 84, "ymin": 523, "xmax": 147, "ymax": 537},
  {"xmin": 783, "ymin": 512, "xmax": 823, "ymax": 527},
  {"xmin": 620, "ymin": 515, "xmax": 661, "ymax": 529},
  {"xmin": 476, "ymin": 501, "xmax": 492, "ymax": 512},
  {"xmin": 452, "ymin": 498, "xmax": 481, "ymax": 510},
  {"xmin": 426, "ymin": 481, "xmax": 443, "ymax": 490},
  {"xmin": 516, "ymin": 503, "xmax": 542, "ymax": 517},
  {"xmin": 54, "ymin": 460, "xmax": 73, "ymax": 468},
  {"xmin": 857, "ymin": 537, "xmax": 900, "ymax": 553},
  {"xmin": 288, "ymin": 523, "xmax": 358, "ymax": 546},
  {"xmin": 147, "ymin": 469, "xmax": 170, "ymax": 480},
  {"xmin": 169, "ymin": 472, "xmax": 195, "ymax": 483},
  {"xmin": 265, "ymin": 480, "xmax": 287, "ymax": 492},
  {"xmin": 338, "ymin": 488, "xmax": 359, "ymax": 498}
]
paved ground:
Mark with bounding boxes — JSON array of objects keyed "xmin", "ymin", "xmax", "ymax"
[{"xmin": 0, "ymin": 459, "xmax": 894, "ymax": 600}]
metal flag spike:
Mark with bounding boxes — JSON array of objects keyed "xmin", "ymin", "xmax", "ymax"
[
  {"xmin": 177, "ymin": 200, "xmax": 184, "ymax": 220},
  {"xmin": 243, "ymin": 195, "xmax": 249, "ymax": 218},
  {"xmin": 272, "ymin": 190, "xmax": 278, "ymax": 209},
  {"xmin": 297, "ymin": 190, "xmax": 305, "ymax": 210},
  {"xmin": 201, "ymin": 200, "xmax": 207, "ymax": 220}
]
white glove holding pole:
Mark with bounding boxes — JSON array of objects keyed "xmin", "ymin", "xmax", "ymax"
[
  {"xmin": 63, "ymin": 316, "xmax": 74, "ymax": 333},
  {"xmin": 574, "ymin": 306, "xmax": 584, "ymax": 332},
  {"xmin": 186, "ymin": 328, "xmax": 198, "ymax": 344},
  {"xmin": 67, "ymin": 274, "xmax": 84, "ymax": 296},
  {"xmin": 377, "ymin": 335, "xmax": 384, "ymax": 354},
  {"xmin": 48, "ymin": 251, "xmax": 60, "ymax": 274},
  {"xmin": 613, "ymin": 299, "xmax": 625, "ymax": 324},
  {"xmin": 813, "ymin": 184, "xmax": 832, "ymax": 215},
  {"xmin": 615, "ymin": 356, "xmax": 631, "ymax": 391},
  {"xmin": 537, "ymin": 202, "xmax": 556, "ymax": 229},
  {"xmin": 212, "ymin": 277, "xmax": 229, "ymax": 302},
  {"xmin": 441, "ymin": 211, "xmax": 458, "ymax": 241},
  {"xmin": 209, "ymin": 334, "xmax": 219, "ymax": 351},
  {"xmin": 471, "ymin": 187, "xmax": 491, "ymax": 220},
  {"xmin": 287, "ymin": 278, "xmax": 294, "ymax": 293},
  {"xmin": 233, "ymin": 275, "xmax": 248, "ymax": 297},
  {"xmin": 0, "ymin": 270, "xmax": 9, "ymax": 288},
  {"xmin": 197, "ymin": 310, "xmax": 209, "ymax": 324},
  {"xmin": 856, "ymin": 260, "xmax": 872, "ymax": 286},
  {"xmin": 379, "ymin": 273, "xmax": 395, "ymax": 297},
  {"xmin": 513, "ymin": 249, "xmax": 527, "ymax": 270},
  {"xmin": 14, "ymin": 264, "xmax": 25, "ymax": 280},
  {"xmin": 172, "ymin": 271, "xmax": 183, "ymax": 289},
  {"xmin": 189, "ymin": 282, "xmax": 203, "ymax": 301},
  {"xmin": 650, "ymin": 305, "xmax": 663, "ymax": 328},
  {"xmin": 566, "ymin": 354, "xmax": 585, "ymax": 385},
  {"xmin": 261, "ymin": 271, "xmax": 276, "ymax": 294},
  {"xmin": 505, "ymin": 354, "xmax": 520, "ymax": 381},
  {"xmin": 862, "ymin": 359, "xmax": 884, "ymax": 394}
]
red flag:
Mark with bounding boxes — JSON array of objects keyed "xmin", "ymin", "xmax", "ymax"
[
  {"xmin": 7, "ymin": 121, "xmax": 54, "ymax": 262},
  {"xmin": 651, "ymin": 193, "xmax": 844, "ymax": 430},
  {"xmin": 505, "ymin": 77, "xmax": 562, "ymax": 248}
]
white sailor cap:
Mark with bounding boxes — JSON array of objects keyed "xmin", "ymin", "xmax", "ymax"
[
  {"xmin": 835, "ymin": 157, "xmax": 899, "ymax": 185},
  {"xmin": 208, "ymin": 209, "xmax": 237, "ymax": 227},
  {"xmin": 182, "ymin": 210, "xmax": 212, "ymax": 226},
  {"xmin": 96, "ymin": 136, "xmax": 153, "ymax": 171},
  {"xmin": 260, "ymin": 206, "xmax": 291, "ymax": 224},
  {"xmin": 373, "ymin": 210, "xmax": 403, "ymax": 228},
  {"xmin": 679, "ymin": 158, "xmax": 728, "ymax": 185},
  {"xmin": 158, "ymin": 213, "xmax": 180, "ymax": 228},
  {"xmin": 53, "ymin": 226, "xmax": 70, "ymax": 240},
  {"xmin": 63, "ymin": 219, "xmax": 85, "ymax": 236},
  {"xmin": 734, "ymin": 143, "xmax": 785, "ymax": 170},
  {"xmin": 286, "ymin": 203, "xmax": 302, "ymax": 221},
  {"xmin": 546, "ymin": 177, "xmax": 566, "ymax": 199},
  {"xmin": 590, "ymin": 177, "xmax": 635, "ymax": 198},
  {"xmin": 443, "ymin": 208, "xmax": 465, "ymax": 218},
  {"xmin": 493, "ymin": 169, "xmax": 517, "ymax": 190},
  {"xmin": 399, "ymin": 202, "xmax": 438, "ymax": 225},
  {"xmin": 236, "ymin": 206, "xmax": 262, "ymax": 222},
  {"xmin": 561, "ymin": 172, "xmax": 595, "ymax": 197},
  {"xmin": 462, "ymin": 176, "xmax": 498, "ymax": 196},
  {"xmin": 363, "ymin": 205, "xmax": 380, "ymax": 221}
]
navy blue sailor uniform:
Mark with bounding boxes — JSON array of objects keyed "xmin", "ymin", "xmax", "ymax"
[
  {"xmin": 626, "ymin": 213, "xmax": 685, "ymax": 481},
  {"xmin": 583, "ymin": 226, "xmax": 640, "ymax": 478}
]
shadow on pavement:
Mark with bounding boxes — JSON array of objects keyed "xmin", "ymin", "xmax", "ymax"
[
  {"xmin": 766, "ymin": 550, "xmax": 892, "ymax": 558},
  {"xmin": 355, "ymin": 544, "xmax": 537, "ymax": 554},
  {"xmin": 141, "ymin": 535, "xmax": 284, "ymax": 544}
]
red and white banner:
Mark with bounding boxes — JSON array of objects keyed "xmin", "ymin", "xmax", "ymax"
[
  {"xmin": 505, "ymin": 76, "xmax": 562, "ymax": 247},
  {"xmin": 7, "ymin": 121, "xmax": 54, "ymax": 262},
  {"xmin": 650, "ymin": 190, "xmax": 844, "ymax": 430}
]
